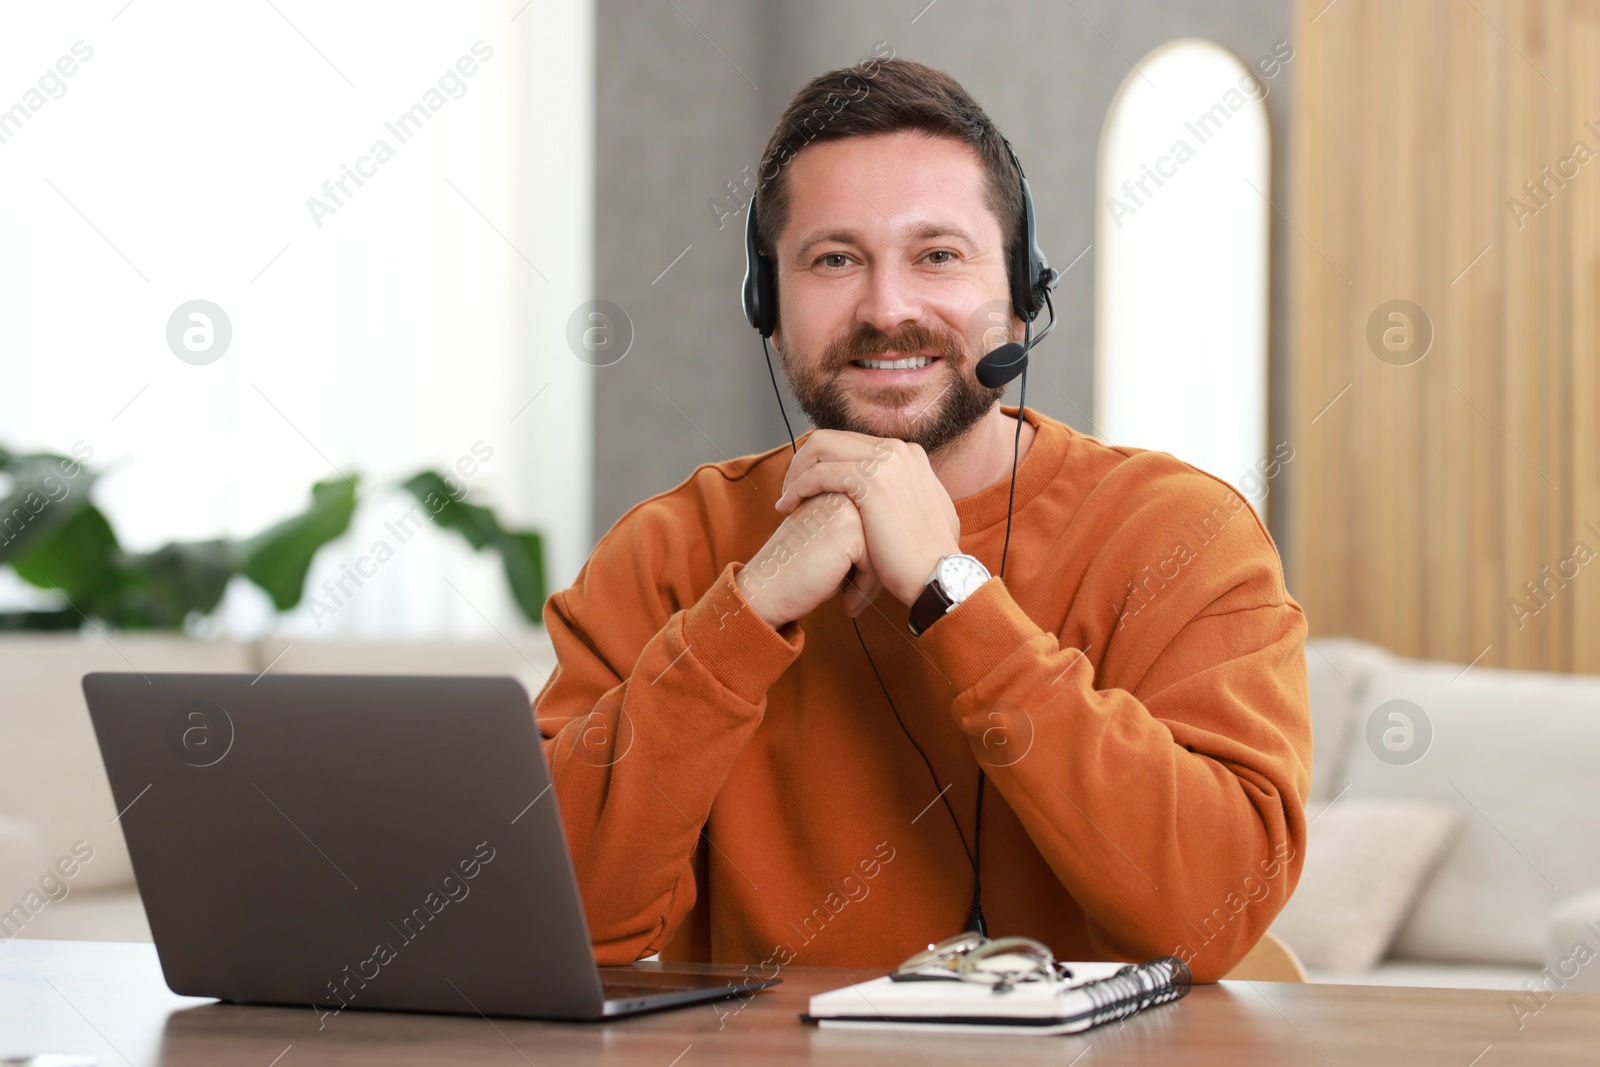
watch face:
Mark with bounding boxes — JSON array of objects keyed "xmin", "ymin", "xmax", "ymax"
[{"xmin": 937, "ymin": 554, "xmax": 990, "ymax": 602}]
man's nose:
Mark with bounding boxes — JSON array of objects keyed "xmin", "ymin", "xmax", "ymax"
[{"xmin": 854, "ymin": 260, "xmax": 922, "ymax": 337}]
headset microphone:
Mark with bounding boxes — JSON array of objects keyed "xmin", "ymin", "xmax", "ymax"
[
  {"xmin": 976, "ymin": 343, "xmax": 1027, "ymax": 389},
  {"xmin": 975, "ymin": 287, "xmax": 1056, "ymax": 389}
]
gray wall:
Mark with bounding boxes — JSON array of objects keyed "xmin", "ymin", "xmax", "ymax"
[{"xmin": 593, "ymin": 0, "xmax": 1296, "ymax": 561}]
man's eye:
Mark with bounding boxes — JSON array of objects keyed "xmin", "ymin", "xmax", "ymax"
[
  {"xmin": 926, "ymin": 250, "xmax": 955, "ymax": 265},
  {"xmin": 818, "ymin": 253, "xmax": 851, "ymax": 268}
]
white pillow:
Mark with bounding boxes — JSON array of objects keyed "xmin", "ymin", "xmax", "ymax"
[
  {"xmin": 1270, "ymin": 798, "xmax": 1460, "ymax": 973},
  {"xmin": 1345, "ymin": 658, "xmax": 1600, "ymax": 964}
]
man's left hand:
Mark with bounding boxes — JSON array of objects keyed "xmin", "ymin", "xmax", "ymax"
[{"xmin": 775, "ymin": 430, "xmax": 960, "ymax": 607}]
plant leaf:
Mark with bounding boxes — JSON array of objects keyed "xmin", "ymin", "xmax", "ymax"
[
  {"xmin": 9, "ymin": 504, "xmax": 120, "ymax": 608},
  {"xmin": 0, "ymin": 609, "xmax": 81, "ymax": 632},
  {"xmin": 0, "ymin": 453, "xmax": 98, "ymax": 566},
  {"xmin": 115, "ymin": 540, "xmax": 235, "ymax": 629},
  {"xmin": 401, "ymin": 471, "xmax": 546, "ymax": 625},
  {"xmin": 237, "ymin": 479, "xmax": 359, "ymax": 610},
  {"xmin": 402, "ymin": 472, "xmax": 499, "ymax": 550},
  {"xmin": 497, "ymin": 529, "xmax": 546, "ymax": 624}
]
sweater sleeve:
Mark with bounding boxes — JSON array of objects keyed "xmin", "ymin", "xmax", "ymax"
[
  {"xmin": 920, "ymin": 470, "xmax": 1312, "ymax": 983},
  {"xmin": 533, "ymin": 493, "xmax": 802, "ymax": 964}
]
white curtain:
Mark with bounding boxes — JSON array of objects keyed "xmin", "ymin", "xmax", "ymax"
[{"xmin": 0, "ymin": 0, "xmax": 593, "ymax": 638}]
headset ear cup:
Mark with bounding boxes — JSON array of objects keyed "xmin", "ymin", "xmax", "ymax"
[
  {"xmin": 1010, "ymin": 231, "xmax": 1034, "ymax": 323},
  {"xmin": 1009, "ymin": 173, "xmax": 1031, "ymax": 318},
  {"xmin": 741, "ymin": 195, "xmax": 779, "ymax": 338},
  {"xmin": 741, "ymin": 198, "xmax": 765, "ymax": 336},
  {"xmin": 756, "ymin": 251, "xmax": 777, "ymax": 337},
  {"xmin": 1002, "ymin": 141, "xmax": 1052, "ymax": 323},
  {"xmin": 1015, "ymin": 170, "xmax": 1046, "ymax": 321}
]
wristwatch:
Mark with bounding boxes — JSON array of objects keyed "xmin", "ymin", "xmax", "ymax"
[{"xmin": 907, "ymin": 553, "xmax": 991, "ymax": 636}]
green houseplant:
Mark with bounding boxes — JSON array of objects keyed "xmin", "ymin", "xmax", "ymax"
[{"xmin": 0, "ymin": 443, "xmax": 545, "ymax": 632}]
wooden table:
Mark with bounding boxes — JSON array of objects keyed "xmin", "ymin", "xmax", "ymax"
[{"xmin": 2, "ymin": 939, "xmax": 1594, "ymax": 1065}]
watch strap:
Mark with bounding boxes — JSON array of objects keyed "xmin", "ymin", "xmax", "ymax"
[{"xmin": 908, "ymin": 579, "xmax": 954, "ymax": 636}]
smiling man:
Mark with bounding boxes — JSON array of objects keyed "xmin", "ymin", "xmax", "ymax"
[{"xmin": 535, "ymin": 58, "xmax": 1312, "ymax": 983}]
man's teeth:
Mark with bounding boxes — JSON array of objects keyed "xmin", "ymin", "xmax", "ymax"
[{"xmin": 855, "ymin": 355, "xmax": 933, "ymax": 370}]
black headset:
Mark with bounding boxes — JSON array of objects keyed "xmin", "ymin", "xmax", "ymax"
[
  {"xmin": 738, "ymin": 137, "xmax": 1057, "ymax": 939},
  {"xmin": 742, "ymin": 139, "xmax": 1056, "ymax": 387}
]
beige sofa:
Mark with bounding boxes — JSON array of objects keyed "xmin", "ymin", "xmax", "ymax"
[
  {"xmin": 1276, "ymin": 636, "xmax": 1600, "ymax": 992},
  {"xmin": 0, "ymin": 631, "xmax": 555, "ymax": 946},
  {"xmin": 3, "ymin": 630, "xmax": 1592, "ymax": 996}
]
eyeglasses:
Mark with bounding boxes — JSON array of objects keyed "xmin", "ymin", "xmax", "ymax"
[{"xmin": 890, "ymin": 933, "xmax": 1073, "ymax": 993}]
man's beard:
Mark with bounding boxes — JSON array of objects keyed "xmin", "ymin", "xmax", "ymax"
[{"xmin": 778, "ymin": 319, "xmax": 1004, "ymax": 455}]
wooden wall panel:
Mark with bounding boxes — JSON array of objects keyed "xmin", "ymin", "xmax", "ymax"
[
  {"xmin": 1289, "ymin": 0, "xmax": 1600, "ymax": 673},
  {"xmin": 1577, "ymin": 3, "xmax": 1600, "ymax": 667}
]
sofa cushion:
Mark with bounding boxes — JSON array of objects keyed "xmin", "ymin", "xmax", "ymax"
[
  {"xmin": 0, "ymin": 633, "xmax": 252, "ymax": 893},
  {"xmin": 0, "ymin": 815, "xmax": 46, "ymax": 901},
  {"xmin": 1302, "ymin": 636, "xmax": 1393, "ymax": 803},
  {"xmin": 252, "ymin": 635, "xmax": 555, "ymax": 700},
  {"xmin": 1269, "ymin": 798, "xmax": 1459, "ymax": 972},
  {"xmin": 4, "ymin": 884, "xmax": 151, "ymax": 943},
  {"xmin": 1545, "ymin": 891, "xmax": 1600, "ymax": 993},
  {"xmin": 1338, "ymin": 655, "xmax": 1600, "ymax": 965}
]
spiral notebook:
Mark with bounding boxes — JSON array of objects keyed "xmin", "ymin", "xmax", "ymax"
[{"xmin": 802, "ymin": 957, "xmax": 1191, "ymax": 1036}]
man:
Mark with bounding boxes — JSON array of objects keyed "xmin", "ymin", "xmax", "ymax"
[{"xmin": 536, "ymin": 58, "xmax": 1311, "ymax": 983}]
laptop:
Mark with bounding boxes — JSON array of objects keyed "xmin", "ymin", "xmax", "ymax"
[{"xmin": 80, "ymin": 671, "xmax": 778, "ymax": 1020}]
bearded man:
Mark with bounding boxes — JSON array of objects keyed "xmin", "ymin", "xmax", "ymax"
[{"xmin": 534, "ymin": 57, "xmax": 1311, "ymax": 983}]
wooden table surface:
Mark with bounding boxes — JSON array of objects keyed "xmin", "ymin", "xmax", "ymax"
[{"xmin": 1, "ymin": 939, "xmax": 1593, "ymax": 1065}]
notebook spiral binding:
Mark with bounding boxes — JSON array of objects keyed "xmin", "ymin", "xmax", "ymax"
[{"xmin": 1079, "ymin": 956, "xmax": 1192, "ymax": 1027}]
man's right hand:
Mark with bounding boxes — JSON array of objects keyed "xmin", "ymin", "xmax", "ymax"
[{"xmin": 736, "ymin": 491, "xmax": 882, "ymax": 629}]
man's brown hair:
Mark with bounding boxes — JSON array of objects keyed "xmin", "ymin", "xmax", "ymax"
[{"xmin": 754, "ymin": 56, "xmax": 1024, "ymax": 294}]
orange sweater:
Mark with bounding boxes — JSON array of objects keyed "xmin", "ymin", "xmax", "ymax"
[{"xmin": 535, "ymin": 407, "xmax": 1311, "ymax": 982}]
